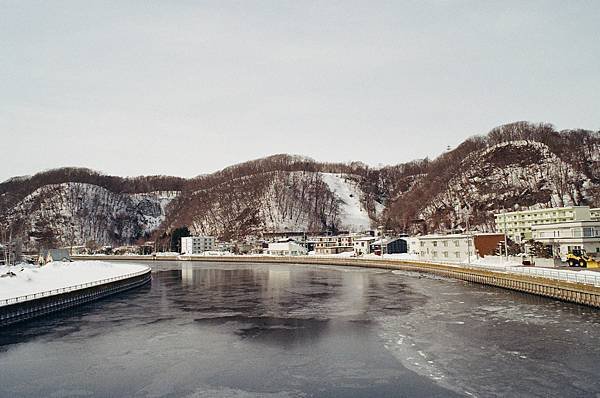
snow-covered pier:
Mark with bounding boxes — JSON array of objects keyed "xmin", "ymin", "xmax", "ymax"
[{"xmin": 0, "ymin": 261, "xmax": 151, "ymax": 326}]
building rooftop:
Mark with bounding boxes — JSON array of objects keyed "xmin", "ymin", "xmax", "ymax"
[
  {"xmin": 494, "ymin": 205, "xmax": 591, "ymax": 216},
  {"xmin": 417, "ymin": 234, "xmax": 471, "ymax": 240},
  {"xmin": 354, "ymin": 236, "xmax": 376, "ymax": 241}
]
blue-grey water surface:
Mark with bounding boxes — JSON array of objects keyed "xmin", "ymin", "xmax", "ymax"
[{"xmin": 1, "ymin": 261, "xmax": 599, "ymax": 397}]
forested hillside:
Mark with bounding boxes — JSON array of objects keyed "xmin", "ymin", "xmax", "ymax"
[{"xmin": 1, "ymin": 122, "xmax": 598, "ymax": 249}]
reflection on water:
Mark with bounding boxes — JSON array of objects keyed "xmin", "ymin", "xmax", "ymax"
[{"xmin": 0, "ymin": 261, "xmax": 599, "ymax": 397}]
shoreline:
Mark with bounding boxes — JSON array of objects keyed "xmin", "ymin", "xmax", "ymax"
[
  {"xmin": 74, "ymin": 254, "xmax": 600, "ymax": 308},
  {"xmin": 0, "ymin": 262, "xmax": 152, "ymax": 326}
]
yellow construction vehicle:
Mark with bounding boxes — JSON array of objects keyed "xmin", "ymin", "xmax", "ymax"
[{"xmin": 566, "ymin": 249, "xmax": 600, "ymax": 269}]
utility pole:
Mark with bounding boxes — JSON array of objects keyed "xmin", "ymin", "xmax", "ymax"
[
  {"xmin": 503, "ymin": 210, "xmax": 509, "ymax": 261},
  {"xmin": 465, "ymin": 205, "xmax": 471, "ymax": 265}
]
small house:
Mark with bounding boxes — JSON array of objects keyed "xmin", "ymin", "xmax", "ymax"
[
  {"xmin": 38, "ymin": 249, "xmax": 71, "ymax": 265},
  {"xmin": 353, "ymin": 236, "xmax": 376, "ymax": 255},
  {"xmin": 266, "ymin": 241, "xmax": 308, "ymax": 256}
]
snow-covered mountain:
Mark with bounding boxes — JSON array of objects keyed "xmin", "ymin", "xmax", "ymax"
[
  {"xmin": 162, "ymin": 170, "xmax": 380, "ymax": 241},
  {"xmin": 1, "ymin": 122, "xmax": 598, "ymax": 248},
  {"xmin": 384, "ymin": 122, "xmax": 600, "ymax": 234},
  {"xmin": 5, "ymin": 182, "xmax": 178, "ymax": 247}
]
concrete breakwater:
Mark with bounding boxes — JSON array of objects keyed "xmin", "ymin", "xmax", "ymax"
[
  {"xmin": 0, "ymin": 267, "xmax": 151, "ymax": 326},
  {"xmin": 74, "ymin": 255, "xmax": 600, "ymax": 308}
]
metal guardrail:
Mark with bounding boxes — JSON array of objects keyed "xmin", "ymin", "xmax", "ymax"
[{"xmin": 0, "ymin": 267, "xmax": 151, "ymax": 307}]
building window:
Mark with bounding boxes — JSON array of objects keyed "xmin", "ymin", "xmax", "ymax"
[{"xmin": 433, "ymin": 241, "xmax": 437, "ymax": 247}]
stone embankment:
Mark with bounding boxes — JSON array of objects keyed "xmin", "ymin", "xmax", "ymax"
[{"xmin": 0, "ymin": 266, "xmax": 151, "ymax": 326}]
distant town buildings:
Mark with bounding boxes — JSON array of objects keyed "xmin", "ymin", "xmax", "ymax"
[
  {"xmin": 494, "ymin": 206, "xmax": 598, "ymax": 243},
  {"xmin": 162, "ymin": 205, "xmax": 600, "ymax": 264},
  {"xmin": 181, "ymin": 236, "xmax": 216, "ymax": 255}
]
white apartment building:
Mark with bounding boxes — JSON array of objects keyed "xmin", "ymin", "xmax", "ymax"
[
  {"xmin": 181, "ymin": 236, "xmax": 216, "ymax": 255},
  {"xmin": 406, "ymin": 237, "xmax": 421, "ymax": 256},
  {"xmin": 494, "ymin": 206, "xmax": 593, "ymax": 243},
  {"xmin": 311, "ymin": 235, "xmax": 357, "ymax": 255},
  {"xmin": 418, "ymin": 234, "xmax": 476, "ymax": 263},
  {"xmin": 353, "ymin": 236, "xmax": 376, "ymax": 255},
  {"xmin": 532, "ymin": 220, "xmax": 600, "ymax": 261},
  {"xmin": 592, "ymin": 208, "xmax": 600, "ymax": 221},
  {"xmin": 266, "ymin": 241, "xmax": 307, "ymax": 256}
]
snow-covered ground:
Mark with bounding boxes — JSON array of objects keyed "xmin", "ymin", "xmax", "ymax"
[
  {"xmin": 364, "ymin": 253, "xmax": 420, "ymax": 261},
  {"xmin": 320, "ymin": 173, "xmax": 373, "ymax": 231},
  {"xmin": 0, "ymin": 261, "xmax": 149, "ymax": 303}
]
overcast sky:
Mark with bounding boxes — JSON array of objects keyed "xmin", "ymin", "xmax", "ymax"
[{"xmin": 1, "ymin": 1, "xmax": 599, "ymax": 181}]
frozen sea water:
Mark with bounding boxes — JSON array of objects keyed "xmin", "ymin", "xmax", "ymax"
[{"xmin": 0, "ymin": 261, "xmax": 599, "ymax": 397}]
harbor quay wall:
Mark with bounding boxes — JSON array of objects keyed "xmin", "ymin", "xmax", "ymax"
[
  {"xmin": 0, "ymin": 268, "xmax": 151, "ymax": 327},
  {"xmin": 73, "ymin": 255, "xmax": 600, "ymax": 308}
]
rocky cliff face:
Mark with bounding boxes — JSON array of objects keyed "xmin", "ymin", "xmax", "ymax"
[
  {"xmin": 4, "ymin": 182, "xmax": 177, "ymax": 247},
  {"xmin": 383, "ymin": 123, "xmax": 600, "ymax": 234},
  {"xmin": 1, "ymin": 122, "xmax": 598, "ymax": 248},
  {"xmin": 163, "ymin": 171, "xmax": 379, "ymax": 241},
  {"xmin": 410, "ymin": 140, "xmax": 595, "ymax": 233}
]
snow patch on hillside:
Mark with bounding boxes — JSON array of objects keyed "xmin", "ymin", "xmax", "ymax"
[{"xmin": 321, "ymin": 173, "xmax": 373, "ymax": 231}]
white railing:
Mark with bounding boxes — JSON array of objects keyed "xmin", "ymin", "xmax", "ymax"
[
  {"xmin": 377, "ymin": 258, "xmax": 600, "ymax": 287},
  {"xmin": 0, "ymin": 267, "xmax": 151, "ymax": 307},
  {"xmin": 507, "ymin": 267, "xmax": 600, "ymax": 287},
  {"xmin": 298, "ymin": 255, "xmax": 600, "ymax": 287}
]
